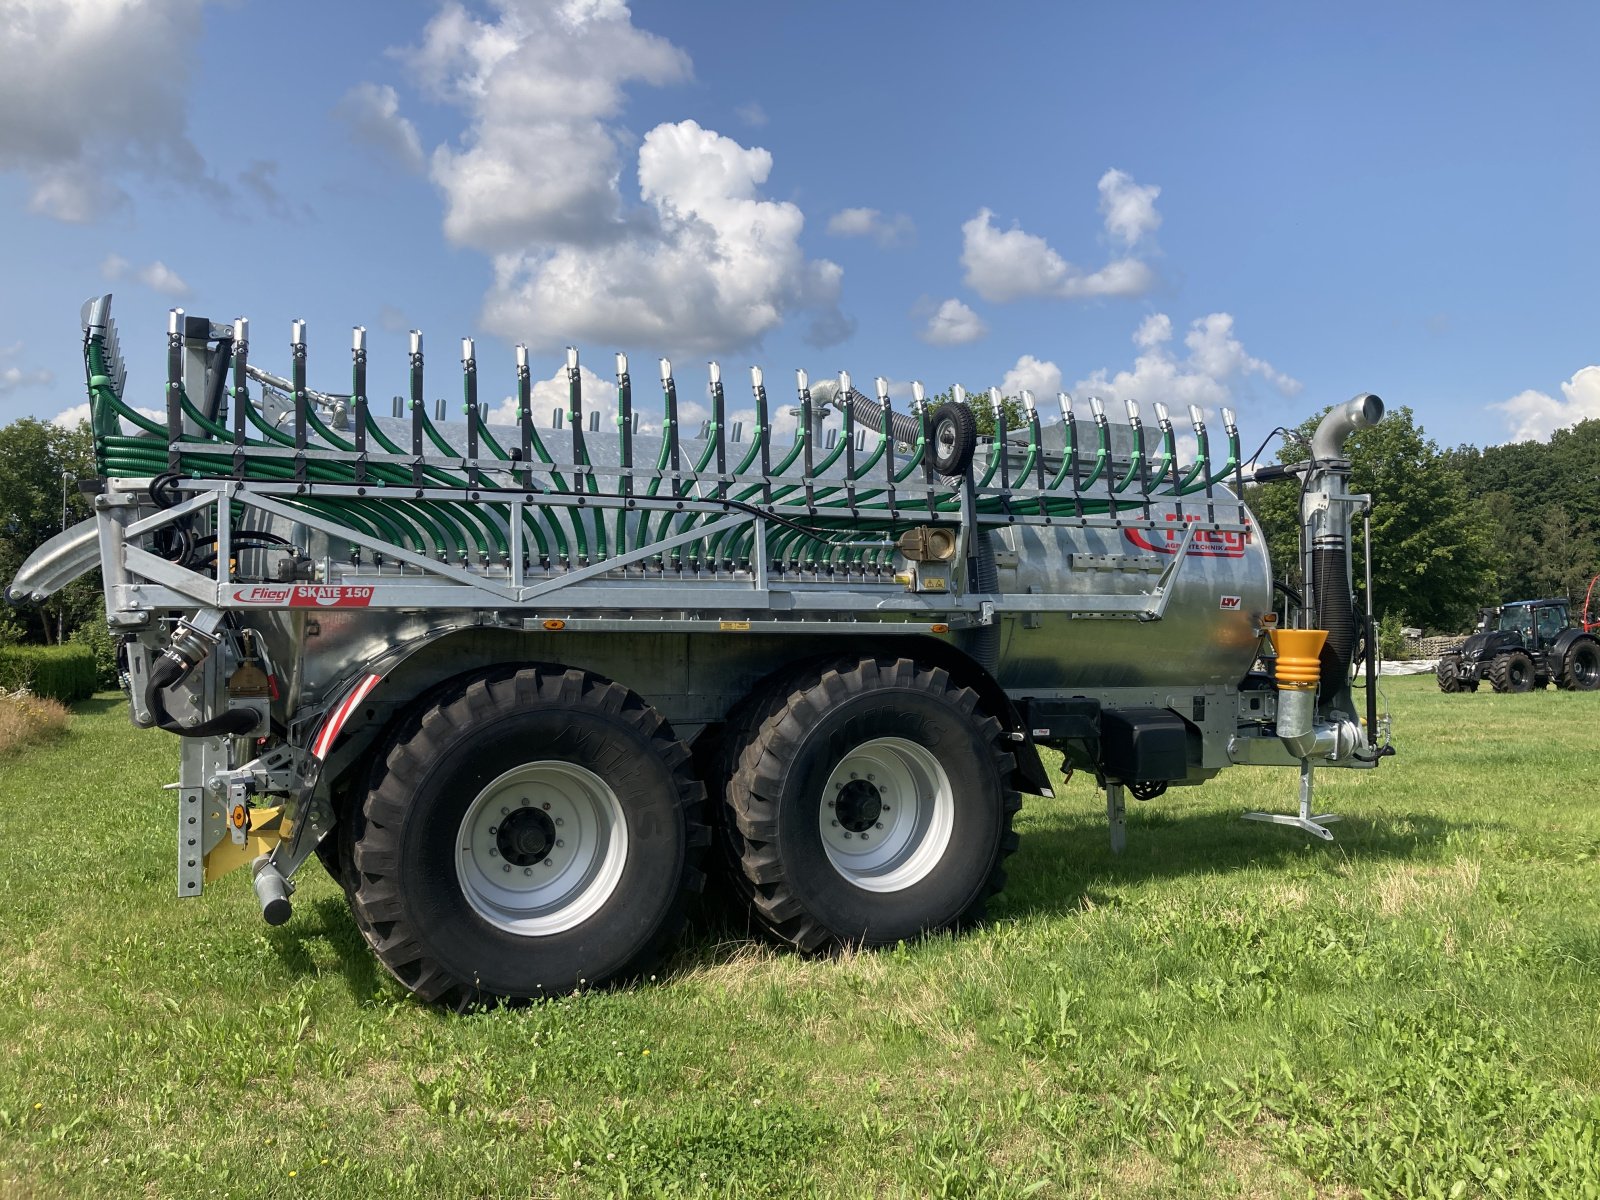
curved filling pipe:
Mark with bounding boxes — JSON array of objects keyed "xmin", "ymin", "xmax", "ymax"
[{"xmin": 1310, "ymin": 393, "xmax": 1384, "ymax": 461}]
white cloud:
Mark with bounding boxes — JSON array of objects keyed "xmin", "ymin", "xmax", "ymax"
[
  {"xmin": 918, "ymin": 299, "xmax": 988, "ymax": 347},
  {"xmin": 0, "ymin": 341, "xmax": 52, "ymax": 395},
  {"xmin": 1098, "ymin": 168, "xmax": 1161, "ymax": 245},
  {"xmin": 999, "ymin": 355, "xmax": 1062, "ymax": 400},
  {"xmin": 50, "ymin": 403, "xmax": 90, "ymax": 427},
  {"xmin": 1493, "ymin": 366, "xmax": 1600, "ymax": 443},
  {"xmin": 408, "ymin": 0, "xmax": 690, "ymax": 250},
  {"xmin": 51, "ymin": 400, "xmax": 163, "ymax": 429},
  {"xmin": 101, "ymin": 254, "xmax": 191, "ymax": 297},
  {"xmin": 482, "ymin": 119, "xmax": 849, "ymax": 353},
  {"xmin": 827, "ymin": 207, "xmax": 914, "ymax": 247},
  {"xmin": 1066, "ymin": 311, "xmax": 1300, "ymax": 414},
  {"xmin": 1, "ymin": 365, "xmax": 53, "ymax": 395},
  {"xmin": 1182, "ymin": 313, "xmax": 1300, "ymax": 396},
  {"xmin": 1133, "ymin": 312, "xmax": 1172, "ymax": 349},
  {"xmin": 25, "ymin": 163, "xmax": 126, "ymax": 223},
  {"xmin": 486, "ymin": 363, "xmax": 619, "ymax": 428},
  {"xmin": 961, "ymin": 208, "xmax": 1154, "ymax": 303},
  {"xmin": 959, "ymin": 170, "xmax": 1161, "ymax": 303},
  {"xmin": 335, "ymin": 83, "xmax": 425, "ymax": 173},
  {"xmin": 402, "ymin": 5, "xmax": 846, "ymax": 355},
  {"xmin": 0, "ymin": 0, "xmax": 216, "ymax": 221},
  {"xmin": 734, "ymin": 101, "xmax": 767, "ymax": 128}
]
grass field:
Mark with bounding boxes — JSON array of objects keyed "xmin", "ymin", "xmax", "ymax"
[{"xmin": 1, "ymin": 676, "xmax": 1597, "ymax": 1199}]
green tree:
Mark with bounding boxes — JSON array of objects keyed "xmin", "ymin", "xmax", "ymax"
[
  {"xmin": 1249, "ymin": 405, "xmax": 1497, "ymax": 632},
  {"xmin": 0, "ymin": 417, "xmax": 103, "ymax": 644},
  {"xmin": 927, "ymin": 388, "xmax": 1027, "ymax": 439},
  {"xmin": 1451, "ymin": 419, "xmax": 1600, "ymax": 604}
]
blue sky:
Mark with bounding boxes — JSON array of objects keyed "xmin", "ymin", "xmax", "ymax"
[{"xmin": 1, "ymin": 0, "xmax": 1595, "ymax": 449}]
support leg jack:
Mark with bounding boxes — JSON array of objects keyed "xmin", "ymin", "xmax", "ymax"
[
  {"xmin": 1242, "ymin": 759, "xmax": 1340, "ymax": 841},
  {"xmin": 1106, "ymin": 782, "xmax": 1126, "ymax": 854}
]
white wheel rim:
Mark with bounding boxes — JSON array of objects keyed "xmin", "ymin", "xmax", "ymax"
[
  {"xmin": 818, "ymin": 737, "xmax": 955, "ymax": 893},
  {"xmin": 455, "ymin": 761, "xmax": 628, "ymax": 936}
]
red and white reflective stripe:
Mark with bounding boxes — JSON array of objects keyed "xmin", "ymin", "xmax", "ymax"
[{"xmin": 311, "ymin": 673, "xmax": 381, "ymax": 761}]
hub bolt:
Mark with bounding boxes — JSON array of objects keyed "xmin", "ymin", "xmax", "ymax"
[
  {"xmin": 524, "ymin": 867, "xmax": 533, "ymax": 876},
  {"xmin": 503, "ymin": 864, "xmax": 511, "ymax": 872},
  {"xmin": 555, "ymin": 817, "xmax": 564, "ymax": 826},
  {"xmin": 830, "ymin": 819, "xmax": 839, "ymax": 827},
  {"xmin": 543, "ymin": 858, "xmax": 553, "ymax": 867},
  {"xmin": 875, "ymin": 821, "xmax": 884, "ymax": 829}
]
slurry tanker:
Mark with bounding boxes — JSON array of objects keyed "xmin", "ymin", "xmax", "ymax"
[{"xmin": 9, "ymin": 296, "xmax": 1392, "ymax": 1007}]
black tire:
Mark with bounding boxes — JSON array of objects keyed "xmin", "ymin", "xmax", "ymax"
[
  {"xmin": 1487, "ymin": 650, "xmax": 1536, "ymax": 694},
  {"xmin": 350, "ymin": 666, "xmax": 706, "ymax": 1007},
  {"xmin": 930, "ymin": 402, "xmax": 978, "ymax": 476},
  {"xmin": 722, "ymin": 656, "xmax": 1020, "ymax": 952},
  {"xmin": 693, "ymin": 663, "xmax": 833, "ymax": 933},
  {"xmin": 1560, "ymin": 640, "xmax": 1600, "ymax": 691},
  {"xmin": 1436, "ymin": 655, "xmax": 1463, "ymax": 693}
]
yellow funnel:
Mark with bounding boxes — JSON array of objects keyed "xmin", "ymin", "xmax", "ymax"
[{"xmin": 1270, "ymin": 628, "xmax": 1327, "ymax": 690}]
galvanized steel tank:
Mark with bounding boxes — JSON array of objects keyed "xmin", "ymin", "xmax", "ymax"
[{"xmin": 991, "ymin": 488, "xmax": 1272, "ymax": 690}]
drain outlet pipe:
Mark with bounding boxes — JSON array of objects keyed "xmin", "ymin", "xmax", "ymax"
[
  {"xmin": 252, "ymin": 856, "xmax": 293, "ymax": 925},
  {"xmin": 1272, "ymin": 628, "xmax": 1327, "ymax": 758}
]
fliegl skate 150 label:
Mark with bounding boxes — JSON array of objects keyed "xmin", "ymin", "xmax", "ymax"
[{"xmin": 231, "ymin": 585, "xmax": 375, "ymax": 608}]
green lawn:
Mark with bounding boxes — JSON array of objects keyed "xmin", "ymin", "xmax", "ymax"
[{"xmin": 1, "ymin": 677, "xmax": 1597, "ymax": 1198}]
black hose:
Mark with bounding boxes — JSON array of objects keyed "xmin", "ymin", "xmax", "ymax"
[
  {"xmin": 145, "ymin": 652, "xmax": 259, "ymax": 737},
  {"xmin": 1312, "ymin": 536, "xmax": 1358, "ymax": 698},
  {"xmin": 840, "ymin": 388, "xmax": 922, "ymax": 446},
  {"xmin": 204, "ymin": 338, "xmax": 234, "ymax": 421}
]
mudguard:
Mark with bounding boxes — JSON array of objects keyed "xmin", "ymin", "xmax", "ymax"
[{"xmin": 6, "ymin": 517, "xmax": 100, "ymax": 604}]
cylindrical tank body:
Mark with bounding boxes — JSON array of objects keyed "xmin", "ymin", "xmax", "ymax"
[{"xmin": 990, "ymin": 488, "xmax": 1272, "ymax": 691}]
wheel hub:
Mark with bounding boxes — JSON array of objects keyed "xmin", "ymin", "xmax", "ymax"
[
  {"xmin": 835, "ymin": 779, "xmax": 882, "ymax": 832},
  {"xmin": 497, "ymin": 807, "xmax": 555, "ymax": 866}
]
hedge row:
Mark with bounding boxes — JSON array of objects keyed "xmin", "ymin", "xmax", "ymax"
[{"xmin": 0, "ymin": 644, "xmax": 98, "ymax": 704}]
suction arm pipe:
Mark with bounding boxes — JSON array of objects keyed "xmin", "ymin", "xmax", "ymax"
[{"xmin": 1310, "ymin": 393, "xmax": 1384, "ymax": 460}]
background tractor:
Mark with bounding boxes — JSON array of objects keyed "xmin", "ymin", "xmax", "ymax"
[{"xmin": 1436, "ymin": 597, "xmax": 1600, "ymax": 693}]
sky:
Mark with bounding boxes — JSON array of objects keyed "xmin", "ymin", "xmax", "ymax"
[{"xmin": 0, "ymin": 0, "xmax": 1596, "ymax": 452}]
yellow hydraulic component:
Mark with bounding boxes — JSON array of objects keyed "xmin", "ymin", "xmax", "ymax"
[
  {"xmin": 1269, "ymin": 628, "xmax": 1327, "ymax": 690},
  {"xmin": 204, "ymin": 805, "xmax": 285, "ymax": 883}
]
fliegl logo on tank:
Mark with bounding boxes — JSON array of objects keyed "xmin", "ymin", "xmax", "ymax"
[
  {"xmin": 230, "ymin": 585, "xmax": 374, "ymax": 607},
  {"xmin": 1124, "ymin": 514, "xmax": 1249, "ymax": 558}
]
